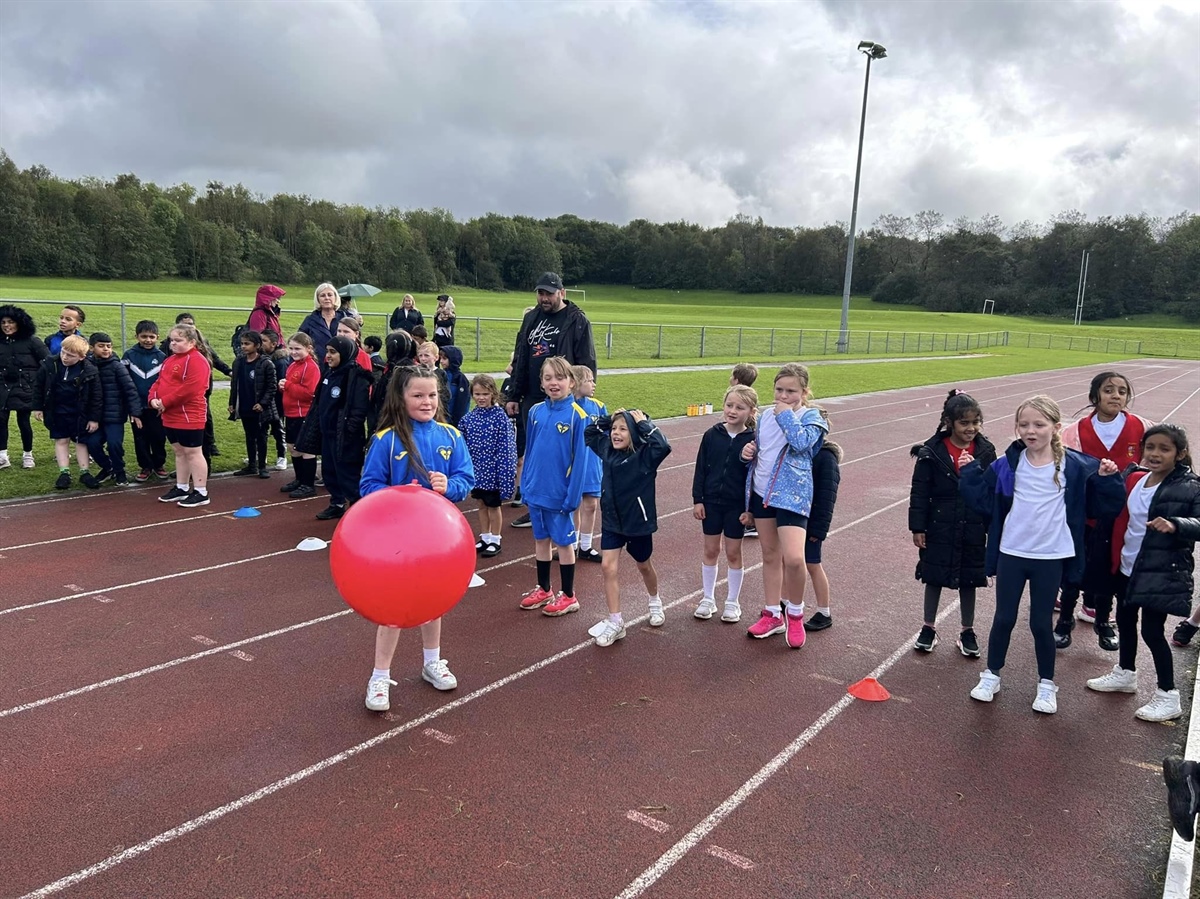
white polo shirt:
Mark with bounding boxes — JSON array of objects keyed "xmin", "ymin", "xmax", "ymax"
[
  {"xmin": 1119, "ymin": 477, "xmax": 1160, "ymax": 576},
  {"xmin": 999, "ymin": 452, "xmax": 1074, "ymax": 559}
]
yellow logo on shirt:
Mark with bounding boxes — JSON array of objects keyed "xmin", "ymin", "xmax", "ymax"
[
  {"xmin": 556, "ymin": 422, "xmax": 570, "ymax": 433},
  {"xmin": 438, "ymin": 445, "xmax": 453, "ymax": 460}
]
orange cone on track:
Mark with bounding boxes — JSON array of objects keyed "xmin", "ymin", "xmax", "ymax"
[{"xmin": 848, "ymin": 677, "xmax": 890, "ymax": 701}]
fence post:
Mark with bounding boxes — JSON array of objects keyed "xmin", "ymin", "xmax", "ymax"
[
  {"xmin": 798, "ymin": 330, "xmax": 804, "ymax": 356},
  {"xmin": 823, "ymin": 330, "xmax": 829, "ymax": 354},
  {"xmin": 475, "ymin": 317, "xmax": 481, "ymax": 362},
  {"xmin": 700, "ymin": 326, "xmax": 706, "ymax": 358},
  {"xmin": 657, "ymin": 325, "xmax": 662, "ymax": 359},
  {"xmin": 120, "ymin": 303, "xmax": 128, "ymax": 355},
  {"xmin": 769, "ymin": 329, "xmax": 775, "ymax": 356},
  {"xmin": 737, "ymin": 327, "xmax": 743, "ymax": 357},
  {"xmin": 866, "ymin": 331, "xmax": 872, "ymax": 353},
  {"xmin": 607, "ymin": 323, "xmax": 613, "ymax": 360},
  {"xmin": 885, "ymin": 332, "xmax": 891, "ymax": 353}
]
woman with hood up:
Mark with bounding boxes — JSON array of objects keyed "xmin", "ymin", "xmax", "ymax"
[
  {"xmin": 0, "ymin": 304, "xmax": 51, "ymax": 469},
  {"xmin": 247, "ymin": 285, "xmax": 285, "ymax": 338}
]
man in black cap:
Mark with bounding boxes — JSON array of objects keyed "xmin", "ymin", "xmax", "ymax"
[{"xmin": 505, "ymin": 272, "xmax": 597, "ymax": 527}]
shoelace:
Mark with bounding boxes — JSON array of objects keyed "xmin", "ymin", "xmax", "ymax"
[{"xmin": 370, "ymin": 677, "xmax": 397, "ymax": 695}]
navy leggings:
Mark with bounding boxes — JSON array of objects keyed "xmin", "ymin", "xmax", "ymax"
[
  {"xmin": 986, "ymin": 553, "xmax": 1064, "ymax": 681},
  {"xmin": 1114, "ymin": 573, "xmax": 1175, "ymax": 691}
]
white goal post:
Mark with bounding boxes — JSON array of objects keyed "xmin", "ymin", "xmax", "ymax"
[
  {"xmin": 981, "ymin": 298, "xmax": 995, "ymax": 314},
  {"xmin": 565, "ymin": 288, "xmax": 586, "ymax": 306}
]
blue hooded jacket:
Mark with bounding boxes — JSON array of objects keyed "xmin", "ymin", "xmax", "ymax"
[
  {"xmin": 744, "ymin": 406, "xmax": 829, "ymax": 516},
  {"xmin": 360, "ymin": 418, "xmax": 475, "ymax": 501},
  {"xmin": 520, "ymin": 394, "xmax": 589, "ymax": 514},
  {"xmin": 441, "ymin": 346, "xmax": 470, "ymax": 427}
]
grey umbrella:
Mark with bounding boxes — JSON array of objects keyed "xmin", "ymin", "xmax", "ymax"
[{"xmin": 338, "ymin": 283, "xmax": 382, "ymax": 298}]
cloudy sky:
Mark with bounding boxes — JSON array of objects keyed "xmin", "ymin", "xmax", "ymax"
[{"xmin": 2, "ymin": 0, "xmax": 1197, "ymax": 230}]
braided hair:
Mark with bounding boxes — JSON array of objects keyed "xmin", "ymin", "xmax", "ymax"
[{"xmin": 1016, "ymin": 395, "xmax": 1065, "ymax": 487}]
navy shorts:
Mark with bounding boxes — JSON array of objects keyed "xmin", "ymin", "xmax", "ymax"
[
  {"xmin": 164, "ymin": 426, "xmax": 205, "ymax": 448},
  {"xmin": 471, "ymin": 488, "xmax": 503, "ymax": 508},
  {"xmin": 748, "ymin": 491, "xmax": 809, "ymax": 530},
  {"xmin": 805, "ymin": 537, "xmax": 823, "ymax": 564},
  {"xmin": 600, "ymin": 531, "xmax": 654, "ymax": 563},
  {"xmin": 701, "ymin": 503, "xmax": 746, "ymax": 540},
  {"xmin": 528, "ymin": 505, "xmax": 577, "ymax": 546}
]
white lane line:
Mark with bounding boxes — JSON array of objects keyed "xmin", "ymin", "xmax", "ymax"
[
  {"xmin": 705, "ymin": 845, "xmax": 755, "ymax": 870},
  {"xmin": 17, "ymin": 446, "xmax": 918, "ymax": 895},
  {"xmin": 626, "ymin": 810, "xmax": 671, "ymax": 833},
  {"xmin": 1161, "ymin": 382, "xmax": 1200, "ymax": 422},
  {"xmin": 0, "ymin": 610, "xmax": 351, "ymax": 720},
  {"xmin": 0, "ymin": 497, "xmax": 318, "ymax": 552},
  {"xmin": 1163, "ymin": 610, "xmax": 1200, "ymax": 899},
  {"xmin": 0, "ymin": 550, "xmax": 298, "ymax": 617}
]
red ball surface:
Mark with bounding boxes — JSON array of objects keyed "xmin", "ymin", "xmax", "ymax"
[{"xmin": 329, "ymin": 484, "xmax": 475, "ymax": 627}]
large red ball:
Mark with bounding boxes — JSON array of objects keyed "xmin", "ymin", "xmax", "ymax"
[{"xmin": 329, "ymin": 484, "xmax": 475, "ymax": 627}]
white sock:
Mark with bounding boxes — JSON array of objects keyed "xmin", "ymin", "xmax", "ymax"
[
  {"xmin": 490, "ymin": 533, "xmax": 501, "ymax": 544},
  {"xmin": 372, "ymin": 667, "xmax": 390, "ymax": 679},
  {"xmin": 726, "ymin": 567, "xmax": 744, "ymax": 603},
  {"xmin": 195, "ymin": 487, "xmax": 208, "ymax": 496},
  {"xmin": 817, "ymin": 606, "xmax": 831, "ymax": 617},
  {"xmin": 648, "ymin": 594, "xmax": 662, "ymax": 609},
  {"xmin": 765, "ymin": 606, "xmax": 783, "ymax": 618},
  {"xmin": 580, "ymin": 532, "xmax": 593, "ymax": 551},
  {"xmin": 422, "ymin": 647, "xmax": 440, "ymax": 666},
  {"xmin": 609, "ymin": 612, "xmax": 623, "ymax": 625},
  {"xmin": 176, "ymin": 482, "xmax": 188, "ymax": 491},
  {"xmin": 701, "ymin": 564, "xmax": 718, "ymax": 599},
  {"xmin": 785, "ymin": 601, "xmax": 804, "ymax": 616}
]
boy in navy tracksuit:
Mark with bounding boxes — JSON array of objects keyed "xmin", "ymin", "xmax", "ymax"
[
  {"xmin": 583, "ymin": 409, "xmax": 672, "ymax": 646},
  {"xmin": 516, "ymin": 357, "xmax": 589, "ymax": 617},
  {"xmin": 123, "ymin": 320, "xmax": 168, "ymax": 480},
  {"xmin": 87, "ymin": 332, "xmax": 143, "ymax": 486},
  {"xmin": 262, "ymin": 330, "xmax": 289, "ymax": 469}
]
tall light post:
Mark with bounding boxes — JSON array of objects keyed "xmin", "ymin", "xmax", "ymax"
[{"xmin": 837, "ymin": 40, "xmax": 887, "ymax": 354}]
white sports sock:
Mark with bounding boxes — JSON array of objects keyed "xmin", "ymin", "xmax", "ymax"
[
  {"xmin": 195, "ymin": 487, "xmax": 208, "ymax": 496},
  {"xmin": 785, "ymin": 601, "xmax": 805, "ymax": 616},
  {"xmin": 579, "ymin": 532, "xmax": 593, "ymax": 551},
  {"xmin": 372, "ymin": 667, "xmax": 390, "ymax": 679},
  {"xmin": 490, "ymin": 532, "xmax": 501, "ymax": 544},
  {"xmin": 422, "ymin": 647, "xmax": 440, "ymax": 666},
  {"xmin": 648, "ymin": 594, "xmax": 662, "ymax": 609},
  {"xmin": 609, "ymin": 613, "xmax": 623, "ymax": 625},
  {"xmin": 726, "ymin": 567, "xmax": 745, "ymax": 603},
  {"xmin": 701, "ymin": 564, "xmax": 718, "ymax": 599},
  {"xmin": 176, "ymin": 482, "xmax": 189, "ymax": 491},
  {"xmin": 765, "ymin": 607, "xmax": 783, "ymax": 618},
  {"xmin": 817, "ymin": 606, "xmax": 831, "ymax": 616}
]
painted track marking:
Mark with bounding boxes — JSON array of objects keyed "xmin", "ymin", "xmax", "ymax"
[
  {"xmin": 423, "ymin": 728, "xmax": 456, "ymax": 744},
  {"xmin": 706, "ymin": 845, "xmax": 755, "ymax": 870},
  {"xmin": 626, "ymin": 810, "xmax": 671, "ymax": 833}
]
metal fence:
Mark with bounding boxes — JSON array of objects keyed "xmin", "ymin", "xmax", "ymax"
[{"xmin": 6, "ymin": 298, "xmax": 1165, "ymax": 363}]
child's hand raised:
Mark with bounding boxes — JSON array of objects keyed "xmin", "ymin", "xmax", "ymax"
[
  {"xmin": 629, "ymin": 409, "xmax": 647, "ymax": 423},
  {"xmin": 1148, "ymin": 517, "xmax": 1177, "ymax": 534},
  {"xmin": 1098, "ymin": 459, "xmax": 1119, "ymax": 476},
  {"xmin": 429, "ymin": 472, "xmax": 448, "ymax": 494}
]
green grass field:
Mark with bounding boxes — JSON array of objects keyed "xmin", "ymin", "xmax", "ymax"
[{"xmin": 0, "ymin": 276, "xmax": 1194, "ymax": 499}]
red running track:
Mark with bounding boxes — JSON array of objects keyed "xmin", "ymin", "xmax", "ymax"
[{"xmin": 2, "ymin": 360, "xmax": 1197, "ymax": 898}]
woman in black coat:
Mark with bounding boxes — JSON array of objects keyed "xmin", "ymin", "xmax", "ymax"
[
  {"xmin": 432, "ymin": 295, "xmax": 456, "ymax": 349},
  {"xmin": 388, "ymin": 294, "xmax": 424, "ymax": 334},
  {"xmin": 0, "ymin": 304, "xmax": 50, "ymax": 469},
  {"xmin": 908, "ymin": 390, "xmax": 996, "ymax": 656},
  {"xmin": 297, "ymin": 336, "xmax": 371, "ymax": 521}
]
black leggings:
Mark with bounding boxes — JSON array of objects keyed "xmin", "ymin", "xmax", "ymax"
[
  {"xmin": 241, "ymin": 412, "xmax": 268, "ymax": 470},
  {"xmin": 986, "ymin": 553, "xmax": 1063, "ymax": 681},
  {"xmin": 923, "ymin": 583, "xmax": 977, "ymax": 629},
  {"xmin": 1114, "ymin": 573, "xmax": 1174, "ymax": 691},
  {"xmin": 1, "ymin": 409, "xmax": 34, "ymax": 452}
]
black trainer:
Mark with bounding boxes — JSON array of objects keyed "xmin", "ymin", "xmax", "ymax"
[
  {"xmin": 806, "ymin": 611, "xmax": 833, "ymax": 632},
  {"xmin": 54, "ymin": 471, "xmax": 71, "ymax": 490},
  {"xmin": 956, "ymin": 628, "xmax": 981, "ymax": 657},
  {"xmin": 158, "ymin": 486, "xmax": 190, "ymax": 503},
  {"xmin": 315, "ymin": 503, "xmax": 345, "ymax": 521},
  {"xmin": 178, "ymin": 490, "xmax": 210, "ymax": 508},
  {"xmin": 257, "ymin": 468, "xmax": 271, "ymax": 479},
  {"xmin": 233, "ymin": 466, "xmax": 257, "ymax": 477},
  {"xmin": 1054, "ymin": 616, "xmax": 1075, "ymax": 649},
  {"xmin": 79, "ymin": 471, "xmax": 101, "ymax": 489},
  {"xmin": 288, "ymin": 484, "xmax": 317, "ymax": 499},
  {"xmin": 1172, "ymin": 620, "xmax": 1199, "ymax": 647},
  {"xmin": 577, "ymin": 547, "xmax": 602, "ymax": 563},
  {"xmin": 510, "ymin": 513, "xmax": 532, "ymax": 528},
  {"xmin": 280, "ymin": 480, "xmax": 300, "ymax": 493},
  {"xmin": 1163, "ymin": 757, "xmax": 1199, "ymax": 842},
  {"xmin": 508, "ymin": 490, "xmax": 523, "ymax": 507},
  {"xmin": 915, "ymin": 624, "xmax": 938, "ymax": 652},
  {"xmin": 1095, "ymin": 621, "xmax": 1119, "ymax": 652}
]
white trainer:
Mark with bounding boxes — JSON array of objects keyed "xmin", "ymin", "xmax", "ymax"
[
  {"xmin": 0, "ymin": 451, "xmax": 9, "ymax": 469},
  {"xmin": 648, "ymin": 601, "xmax": 665, "ymax": 627},
  {"xmin": 1135, "ymin": 688, "xmax": 1183, "ymax": 722},
  {"xmin": 590, "ymin": 619, "xmax": 627, "ymax": 647},
  {"xmin": 1086, "ymin": 665, "xmax": 1138, "ymax": 693},
  {"xmin": 22, "ymin": 451, "xmax": 34, "ymax": 469},
  {"xmin": 421, "ymin": 659, "xmax": 458, "ymax": 691},
  {"xmin": 970, "ymin": 671, "xmax": 1001, "ymax": 702},
  {"xmin": 1032, "ymin": 681, "xmax": 1059, "ymax": 714},
  {"xmin": 275, "ymin": 456, "xmax": 288, "ymax": 471},
  {"xmin": 365, "ymin": 675, "xmax": 397, "ymax": 711},
  {"xmin": 721, "ymin": 601, "xmax": 742, "ymax": 623},
  {"xmin": 694, "ymin": 598, "xmax": 717, "ymax": 620}
]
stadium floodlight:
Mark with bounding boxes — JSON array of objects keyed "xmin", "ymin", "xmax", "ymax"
[{"xmin": 837, "ymin": 40, "xmax": 888, "ymax": 353}]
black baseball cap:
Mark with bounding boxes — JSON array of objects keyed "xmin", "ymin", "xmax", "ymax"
[{"xmin": 535, "ymin": 272, "xmax": 564, "ymax": 293}]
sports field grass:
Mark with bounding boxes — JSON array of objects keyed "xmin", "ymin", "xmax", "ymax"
[{"xmin": 0, "ymin": 276, "xmax": 1194, "ymax": 499}]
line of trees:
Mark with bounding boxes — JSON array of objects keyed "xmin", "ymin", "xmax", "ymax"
[{"xmin": 0, "ymin": 150, "xmax": 1195, "ymax": 321}]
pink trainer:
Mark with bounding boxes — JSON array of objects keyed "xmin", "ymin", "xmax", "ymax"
[{"xmin": 747, "ymin": 610, "xmax": 786, "ymax": 639}]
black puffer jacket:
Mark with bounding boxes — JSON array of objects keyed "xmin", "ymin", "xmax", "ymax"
[
  {"xmin": 909, "ymin": 432, "xmax": 997, "ymax": 588},
  {"xmin": 228, "ymin": 354, "xmax": 279, "ymax": 422},
  {"xmin": 296, "ymin": 360, "xmax": 371, "ymax": 462},
  {"xmin": 34, "ymin": 357, "xmax": 103, "ymax": 435},
  {"xmin": 0, "ymin": 305, "xmax": 51, "ymax": 411},
  {"xmin": 91, "ymin": 354, "xmax": 143, "ymax": 424},
  {"xmin": 808, "ymin": 442, "xmax": 843, "ymax": 542},
  {"xmin": 585, "ymin": 412, "xmax": 672, "ymax": 537},
  {"xmin": 692, "ymin": 422, "xmax": 754, "ymax": 507},
  {"xmin": 1117, "ymin": 465, "xmax": 1200, "ymax": 617}
]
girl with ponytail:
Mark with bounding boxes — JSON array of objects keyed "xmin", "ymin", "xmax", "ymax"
[{"xmin": 960, "ymin": 395, "xmax": 1125, "ymax": 715}]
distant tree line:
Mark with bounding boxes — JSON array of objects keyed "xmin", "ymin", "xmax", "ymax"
[{"xmin": 0, "ymin": 150, "xmax": 1195, "ymax": 321}]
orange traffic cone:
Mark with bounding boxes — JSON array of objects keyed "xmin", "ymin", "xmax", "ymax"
[{"xmin": 848, "ymin": 677, "xmax": 891, "ymax": 701}]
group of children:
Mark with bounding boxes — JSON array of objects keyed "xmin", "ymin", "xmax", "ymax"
[{"xmin": 905, "ymin": 371, "xmax": 1199, "ymax": 720}]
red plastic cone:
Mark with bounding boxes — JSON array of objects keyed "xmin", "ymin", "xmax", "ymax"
[{"xmin": 848, "ymin": 677, "xmax": 891, "ymax": 701}]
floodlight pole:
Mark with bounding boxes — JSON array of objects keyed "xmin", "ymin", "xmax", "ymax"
[{"xmin": 837, "ymin": 41, "xmax": 886, "ymax": 354}]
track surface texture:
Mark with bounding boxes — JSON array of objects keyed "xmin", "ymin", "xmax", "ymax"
[{"xmin": 3, "ymin": 360, "xmax": 1198, "ymax": 899}]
